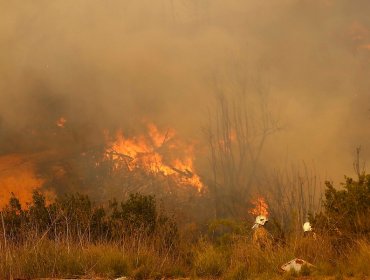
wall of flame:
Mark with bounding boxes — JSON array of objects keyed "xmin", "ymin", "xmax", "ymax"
[{"xmin": 0, "ymin": 154, "xmax": 45, "ymax": 207}]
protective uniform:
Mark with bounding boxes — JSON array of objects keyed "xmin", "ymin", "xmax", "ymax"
[{"xmin": 252, "ymin": 215, "xmax": 272, "ymax": 249}]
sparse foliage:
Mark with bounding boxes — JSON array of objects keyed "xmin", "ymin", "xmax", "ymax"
[{"xmin": 205, "ymin": 64, "xmax": 281, "ymax": 218}]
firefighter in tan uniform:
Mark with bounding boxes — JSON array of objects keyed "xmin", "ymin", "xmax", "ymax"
[{"xmin": 252, "ymin": 215, "xmax": 272, "ymax": 249}]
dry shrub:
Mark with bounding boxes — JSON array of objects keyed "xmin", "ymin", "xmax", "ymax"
[
  {"xmin": 229, "ymin": 239, "xmax": 292, "ymax": 276},
  {"xmin": 193, "ymin": 241, "xmax": 228, "ymax": 277},
  {"xmin": 224, "ymin": 261, "xmax": 249, "ymax": 280},
  {"xmin": 292, "ymin": 235, "xmax": 337, "ymax": 264},
  {"xmin": 83, "ymin": 244, "xmax": 130, "ymax": 278},
  {"xmin": 345, "ymin": 240, "xmax": 370, "ymax": 277},
  {"xmin": 0, "ymin": 236, "xmax": 182, "ymax": 279}
]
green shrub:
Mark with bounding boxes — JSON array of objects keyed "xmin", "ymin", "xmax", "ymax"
[
  {"xmin": 315, "ymin": 174, "xmax": 370, "ymax": 236},
  {"xmin": 120, "ymin": 193, "xmax": 157, "ymax": 234}
]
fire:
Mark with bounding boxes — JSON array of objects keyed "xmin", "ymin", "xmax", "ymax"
[
  {"xmin": 0, "ymin": 154, "xmax": 51, "ymax": 207},
  {"xmin": 248, "ymin": 196, "xmax": 269, "ymax": 217},
  {"xmin": 56, "ymin": 117, "xmax": 67, "ymax": 128},
  {"xmin": 106, "ymin": 123, "xmax": 204, "ymax": 191}
]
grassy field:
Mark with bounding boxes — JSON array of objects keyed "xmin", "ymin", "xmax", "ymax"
[{"xmin": 0, "ymin": 232, "xmax": 369, "ymax": 279}]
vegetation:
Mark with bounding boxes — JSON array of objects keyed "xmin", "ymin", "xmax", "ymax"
[
  {"xmin": 0, "ymin": 172, "xmax": 369, "ymax": 279},
  {"xmin": 314, "ymin": 174, "xmax": 370, "ymax": 236}
]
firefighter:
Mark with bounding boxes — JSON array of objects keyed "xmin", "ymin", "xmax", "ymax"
[
  {"xmin": 252, "ymin": 215, "xmax": 272, "ymax": 249},
  {"xmin": 303, "ymin": 221, "xmax": 316, "ymax": 239}
]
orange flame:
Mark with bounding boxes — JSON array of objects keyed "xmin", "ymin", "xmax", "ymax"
[
  {"xmin": 106, "ymin": 123, "xmax": 203, "ymax": 192},
  {"xmin": 56, "ymin": 117, "xmax": 67, "ymax": 128},
  {"xmin": 248, "ymin": 197, "xmax": 269, "ymax": 217},
  {"xmin": 0, "ymin": 154, "xmax": 54, "ymax": 208}
]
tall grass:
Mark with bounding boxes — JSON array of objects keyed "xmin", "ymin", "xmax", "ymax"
[
  {"xmin": 0, "ymin": 226, "xmax": 369, "ymax": 279},
  {"xmin": 0, "ymin": 234, "xmax": 186, "ymax": 279},
  {"xmin": 0, "ymin": 185, "xmax": 369, "ymax": 279}
]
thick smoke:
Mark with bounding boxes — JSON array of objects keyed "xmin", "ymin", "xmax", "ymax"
[{"xmin": 0, "ymin": 0, "xmax": 370, "ymax": 203}]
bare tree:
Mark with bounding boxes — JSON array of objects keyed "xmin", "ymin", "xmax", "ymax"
[
  {"xmin": 205, "ymin": 62, "xmax": 281, "ymax": 218},
  {"xmin": 353, "ymin": 146, "xmax": 366, "ymax": 180},
  {"xmin": 264, "ymin": 163, "xmax": 321, "ymax": 235}
]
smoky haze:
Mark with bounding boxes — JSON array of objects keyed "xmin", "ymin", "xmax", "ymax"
[{"xmin": 1, "ymin": 0, "xmax": 370, "ymax": 200}]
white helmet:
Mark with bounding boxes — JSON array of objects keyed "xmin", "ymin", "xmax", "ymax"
[
  {"xmin": 255, "ymin": 215, "xmax": 268, "ymax": 225},
  {"xmin": 254, "ymin": 215, "xmax": 268, "ymax": 226},
  {"xmin": 303, "ymin": 221, "xmax": 312, "ymax": 232}
]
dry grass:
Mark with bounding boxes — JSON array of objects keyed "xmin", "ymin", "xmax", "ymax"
[
  {"xmin": 0, "ymin": 236, "xmax": 186, "ymax": 279},
  {"xmin": 0, "ymin": 234, "xmax": 369, "ymax": 279}
]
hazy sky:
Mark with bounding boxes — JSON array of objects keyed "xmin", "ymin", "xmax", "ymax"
[{"xmin": 1, "ymin": 0, "xmax": 370, "ymax": 184}]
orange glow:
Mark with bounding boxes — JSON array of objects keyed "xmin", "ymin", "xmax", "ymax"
[
  {"xmin": 360, "ymin": 44, "xmax": 370, "ymax": 50},
  {"xmin": 248, "ymin": 196, "xmax": 269, "ymax": 217},
  {"xmin": 56, "ymin": 117, "xmax": 67, "ymax": 128},
  {"xmin": 0, "ymin": 154, "xmax": 52, "ymax": 208},
  {"xmin": 349, "ymin": 21, "xmax": 368, "ymax": 42},
  {"xmin": 147, "ymin": 123, "xmax": 175, "ymax": 148},
  {"xmin": 347, "ymin": 21, "xmax": 370, "ymax": 51},
  {"xmin": 218, "ymin": 129, "xmax": 237, "ymax": 148},
  {"xmin": 106, "ymin": 123, "xmax": 204, "ymax": 191}
]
